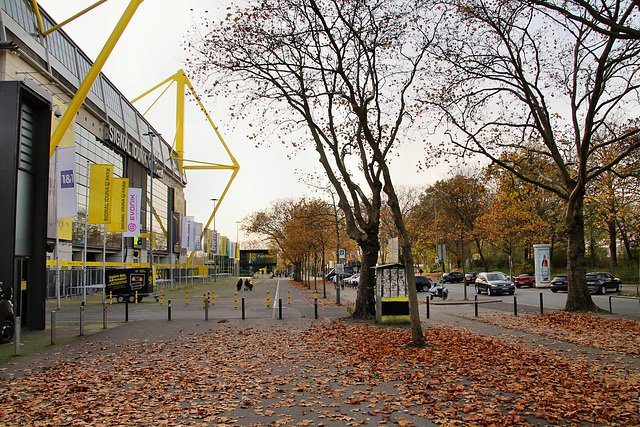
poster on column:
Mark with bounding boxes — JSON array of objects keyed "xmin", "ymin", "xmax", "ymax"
[{"xmin": 123, "ymin": 188, "xmax": 142, "ymax": 237}]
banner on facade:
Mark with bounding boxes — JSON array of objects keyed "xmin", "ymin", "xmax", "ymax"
[
  {"xmin": 88, "ymin": 164, "xmax": 113, "ymax": 224},
  {"xmin": 107, "ymin": 178, "xmax": 129, "ymax": 232},
  {"xmin": 182, "ymin": 216, "xmax": 195, "ymax": 251},
  {"xmin": 211, "ymin": 230, "xmax": 218, "ymax": 255},
  {"xmin": 194, "ymin": 222, "xmax": 203, "ymax": 251},
  {"xmin": 123, "ymin": 188, "xmax": 142, "ymax": 237},
  {"xmin": 171, "ymin": 211, "xmax": 180, "ymax": 250},
  {"xmin": 230, "ymin": 242, "xmax": 237, "ymax": 260},
  {"xmin": 56, "ymin": 146, "xmax": 78, "ymax": 219}
]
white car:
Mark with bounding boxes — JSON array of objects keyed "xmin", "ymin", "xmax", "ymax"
[{"xmin": 344, "ymin": 273, "xmax": 360, "ymax": 286}]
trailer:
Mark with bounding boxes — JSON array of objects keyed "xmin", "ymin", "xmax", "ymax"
[{"xmin": 105, "ymin": 268, "xmax": 158, "ymax": 303}]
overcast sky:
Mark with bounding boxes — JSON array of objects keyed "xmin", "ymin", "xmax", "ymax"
[{"xmin": 37, "ymin": 0, "xmax": 453, "ymax": 244}]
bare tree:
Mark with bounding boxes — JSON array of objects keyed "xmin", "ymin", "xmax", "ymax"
[
  {"xmin": 423, "ymin": 0, "xmax": 640, "ymax": 311},
  {"xmin": 188, "ymin": 0, "xmax": 439, "ymax": 344}
]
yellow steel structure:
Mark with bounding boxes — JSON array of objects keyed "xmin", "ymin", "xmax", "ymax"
[
  {"xmin": 32, "ymin": 0, "xmax": 145, "ymax": 159},
  {"xmin": 132, "ymin": 69, "xmax": 240, "ymax": 266}
]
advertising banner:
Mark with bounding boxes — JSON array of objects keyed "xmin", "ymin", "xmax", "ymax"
[
  {"xmin": 123, "ymin": 188, "xmax": 142, "ymax": 237},
  {"xmin": 182, "ymin": 216, "xmax": 195, "ymax": 251},
  {"xmin": 56, "ymin": 146, "xmax": 78, "ymax": 219},
  {"xmin": 533, "ymin": 244, "xmax": 551, "ymax": 286},
  {"xmin": 212, "ymin": 230, "xmax": 218, "ymax": 255},
  {"xmin": 203, "ymin": 228, "xmax": 211, "ymax": 253},
  {"xmin": 171, "ymin": 211, "xmax": 181, "ymax": 251},
  {"xmin": 194, "ymin": 222, "xmax": 203, "ymax": 251},
  {"xmin": 107, "ymin": 178, "xmax": 129, "ymax": 232},
  {"xmin": 88, "ymin": 164, "xmax": 113, "ymax": 224},
  {"xmin": 230, "ymin": 242, "xmax": 237, "ymax": 259}
]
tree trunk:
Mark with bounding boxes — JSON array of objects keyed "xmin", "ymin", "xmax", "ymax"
[
  {"xmin": 618, "ymin": 220, "xmax": 634, "ymax": 263},
  {"xmin": 607, "ymin": 217, "xmax": 617, "ymax": 268},
  {"xmin": 351, "ymin": 239, "xmax": 379, "ymax": 319},
  {"xmin": 475, "ymin": 238, "xmax": 488, "ymax": 271},
  {"xmin": 564, "ymin": 189, "xmax": 598, "ymax": 312}
]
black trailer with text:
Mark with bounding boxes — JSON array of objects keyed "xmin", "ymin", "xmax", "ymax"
[{"xmin": 105, "ymin": 268, "xmax": 159, "ymax": 303}]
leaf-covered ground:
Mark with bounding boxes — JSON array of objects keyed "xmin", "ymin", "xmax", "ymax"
[
  {"xmin": 1, "ymin": 316, "xmax": 639, "ymax": 426},
  {"xmin": 483, "ymin": 311, "xmax": 640, "ymax": 357}
]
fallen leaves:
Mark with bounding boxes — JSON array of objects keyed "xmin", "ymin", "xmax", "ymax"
[{"xmin": 0, "ymin": 312, "xmax": 639, "ymax": 426}]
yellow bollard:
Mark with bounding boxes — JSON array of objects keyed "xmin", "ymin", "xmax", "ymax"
[
  {"xmin": 288, "ymin": 290, "xmax": 291, "ymax": 305},
  {"xmin": 267, "ymin": 291, "xmax": 270, "ymax": 308},
  {"xmin": 135, "ymin": 291, "xmax": 138, "ymax": 305},
  {"xmin": 212, "ymin": 291, "xmax": 215, "ymax": 305},
  {"xmin": 160, "ymin": 291, "xmax": 163, "ymax": 305},
  {"xmin": 110, "ymin": 291, "xmax": 113, "ymax": 305},
  {"xmin": 235, "ymin": 293, "xmax": 238, "ymax": 310},
  {"xmin": 186, "ymin": 291, "xmax": 189, "ymax": 305},
  {"xmin": 314, "ymin": 291, "xmax": 317, "ymax": 300},
  {"xmin": 203, "ymin": 293, "xmax": 206, "ymax": 310}
]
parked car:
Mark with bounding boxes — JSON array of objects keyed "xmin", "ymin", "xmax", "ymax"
[
  {"xmin": 475, "ymin": 271, "xmax": 515, "ymax": 296},
  {"xmin": 331, "ymin": 273, "xmax": 352, "ymax": 283},
  {"xmin": 514, "ymin": 272, "xmax": 535, "ymax": 288},
  {"xmin": 442, "ymin": 272, "xmax": 464, "ymax": 283},
  {"xmin": 326, "ymin": 267, "xmax": 354, "ymax": 281},
  {"xmin": 464, "ymin": 272, "xmax": 479, "ymax": 286},
  {"xmin": 0, "ymin": 287, "xmax": 15, "ymax": 344},
  {"xmin": 586, "ymin": 272, "xmax": 621, "ymax": 294},
  {"xmin": 344, "ymin": 273, "xmax": 360, "ymax": 286},
  {"xmin": 550, "ymin": 275, "xmax": 568, "ymax": 293},
  {"xmin": 415, "ymin": 276, "xmax": 433, "ymax": 292}
]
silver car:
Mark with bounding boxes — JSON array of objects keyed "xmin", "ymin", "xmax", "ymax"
[{"xmin": 475, "ymin": 271, "xmax": 515, "ymax": 296}]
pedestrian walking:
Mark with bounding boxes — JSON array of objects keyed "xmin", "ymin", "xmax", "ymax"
[
  {"xmin": 244, "ymin": 278, "xmax": 250, "ymax": 291},
  {"xmin": 237, "ymin": 278, "xmax": 242, "ymax": 291}
]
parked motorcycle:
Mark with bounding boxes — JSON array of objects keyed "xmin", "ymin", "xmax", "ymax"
[
  {"xmin": 0, "ymin": 286, "xmax": 15, "ymax": 344},
  {"xmin": 429, "ymin": 283, "xmax": 449, "ymax": 300}
]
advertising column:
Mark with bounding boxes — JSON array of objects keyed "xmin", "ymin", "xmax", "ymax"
[{"xmin": 533, "ymin": 244, "xmax": 551, "ymax": 287}]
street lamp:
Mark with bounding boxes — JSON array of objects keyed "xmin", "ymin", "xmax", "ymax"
[{"xmin": 210, "ymin": 198, "xmax": 218, "ymax": 282}]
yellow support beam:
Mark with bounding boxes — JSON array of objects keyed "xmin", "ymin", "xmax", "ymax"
[
  {"xmin": 132, "ymin": 69, "xmax": 240, "ymax": 267},
  {"xmin": 47, "ymin": 0, "xmax": 144, "ymax": 159},
  {"xmin": 33, "ymin": 0, "xmax": 110, "ymax": 36}
]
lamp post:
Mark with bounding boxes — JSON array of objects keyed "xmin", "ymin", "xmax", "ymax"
[{"xmin": 210, "ymin": 198, "xmax": 218, "ymax": 282}]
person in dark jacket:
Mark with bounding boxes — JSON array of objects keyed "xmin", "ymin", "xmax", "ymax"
[
  {"xmin": 244, "ymin": 278, "xmax": 250, "ymax": 291},
  {"xmin": 236, "ymin": 278, "xmax": 243, "ymax": 291}
]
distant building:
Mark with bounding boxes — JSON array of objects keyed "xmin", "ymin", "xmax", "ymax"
[{"xmin": 239, "ymin": 250, "xmax": 277, "ymax": 276}]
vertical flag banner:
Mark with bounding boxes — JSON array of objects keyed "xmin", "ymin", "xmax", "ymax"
[
  {"xmin": 107, "ymin": 178, "xmax": 129, "ymax": 232},
  {"xmin": 182, "ymin": 216, "xmax": 195, "ymax": 251},
  {"xmin": 123, "ymin": 188, "xmax": 142, "ymax": 237},
  {"xmin": 88, "ymin": 164, "xmax": 113, "ymax": 224},
  {"xmin": 171, "ymin": 211, "xmax": 181, "ymax": 251},
  {"xmin": 212, "ymin": 230, "xmax": 219, "ymax": 255},
  {"xmin": 204, "ymin": 228, "xmax": 211, "ymax": 253},
  {"xmin": 194, "ymin": 222, "xmax": 203, "ymax": 251},
  {"xmin": 56, "ymin": 146, "xmax": 78, "ymax": 218},
  {"xmin": 230, "ymin": 243, "xmax": 237, "ymax": 259}
]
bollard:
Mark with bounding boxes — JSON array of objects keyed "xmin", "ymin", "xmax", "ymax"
[
  {"xmin": 514, "ymin": 295, "xmax": 518, "ymax": 316},
  {"xmin": 279, "ymin": 298, "xmax": 282, "ymax": 320},
  {"xmin": 203, "ymin": 293, "xmax": 206, "ymax": 309},
  {"xmin": 168, "ymin": 300, "xmax": 172, "ymax": 321},
  {"xmin": 242, "ymin": 298, "xmax": 245, "ymax": 320},
  {"xmin": 103, "ymin": 303, "xmax": 107, "ymax": 329},
  {"xmin": 135, "ymin": 291, "xmax": 138, "ymax": 305},
  {"xmin": 186, "ymin": 291, "xmax": 189, "ymax": 305},
  {"xmin": 205, "ymin": 296, "xmax": 209, "ymax": 321},
  {"xmin": 110, "ymin": 291, "xmax": 113, "ymax": 305},
  {"xmin": 540, "ymin": 293, "xmax": 544, "ymax": 315},
  {"xmin": 474, "ymin": 295, "xmax": 478, "ymax": 317},
  {"xmin": 314, "ymin": 298, "xmax": 318, "ymax": 319},
  {"xmin": 235, "ymin": 293, "xmax": 238, "ymax": 310},
  {"xmin": 426, "ymin": 296, "xmax": 430, "ymax": 319},
  {"xmin": 288, "ymin": 290, "xmax": 291, "ymax": 305},
  {"xmin": 267, "ymin": 291, "xmax": 270, "ymax": 308},
  {"xmin": 14, "ymin": 316, "xmax": 20, "ymax": 356},
  {"xmin": 125, "ymin": 297, "xmax": 129, "ymax": 322},
  {"xmin": 212, "ymin": 290, "xmax": 215, "ymax": 305},
  {"xmin": 80, "ymin": 302, "xmax": 85, "ymax": 336},
  {"xmin": 609, "ymin": 296, "xmax": 613, "ymax": 314},
  {"xmin": 51, "ymin": 311, "xmax": 56, "ymax": 345},
  {"xmin": 160, "ymin": 291, "xmax": 164, "ymax": 306},
  {"xmin": 207, "ymin": 291, "xmax": 211, "ymax": 309}
]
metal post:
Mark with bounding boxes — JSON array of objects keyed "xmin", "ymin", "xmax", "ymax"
[
  {"xmin": 514, "ymin": 295, "xmax": 518, "ymax": 316},
  {"xmin": 279, "ymin": 298, "xmax": 282, "ymax": 320},
  {"xmin": 205, "ymin": 296, "xmax": 209, "ymax": 321},
  {"xmin": 314, "ymin": 298, "xmax": 318, "ymax": 319},
  {"xmin": 14, "ymin": 317, "xmax": 20, "ymax": 356},
  {"xmin": 609, "ymin": 296, "xmax": 613, "ymax": 314},
  {"xmin": 186, "ymin": 291, "xmax": 189, "ymax": 305},
  {"xmin": 235, "ymin": 293, "xmax": 238, "ymax": 309},
  {"xmin": 242, "ymin": 298, "xmax": 245, "ymax": 320},
  {"xmin": 125, "ymin": 297, "xmax": 129, "ymax": 322},
  {"xmin": 288, "ymin": 290, "xmax": 291, "ymax": 305},
  {"xmin": 474, "ymin": 295, "xmax": 478, "ymax": 317},
  {"xmin": 51, "ymin": 311, "xmax": 56, "ymax": 345},
  {"xmin": 540, "ymin": 293, "xmax": 544, "ymax": 315},
  {"xmin": 168, "ymin": 300, "xmax": 172, "ymax": 321},
  {"xmin": 267, "ymin": 291, "xmax": 270, "ymax": 308},
  {"xmin": 80, "ymin": 302, "xmax": 85, "ymax": 336},
  {"xmin": 103, "ymin": 303, "xmax": 107, "ymax": 329},
  {"xmin": 426, "ymin": 296, "xmax": 430, "ymax": 319}
]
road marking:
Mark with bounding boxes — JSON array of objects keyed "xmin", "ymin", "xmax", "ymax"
[{"xmin": 271, "ymin": 279, "xmax": 281, "ymax": 318}]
